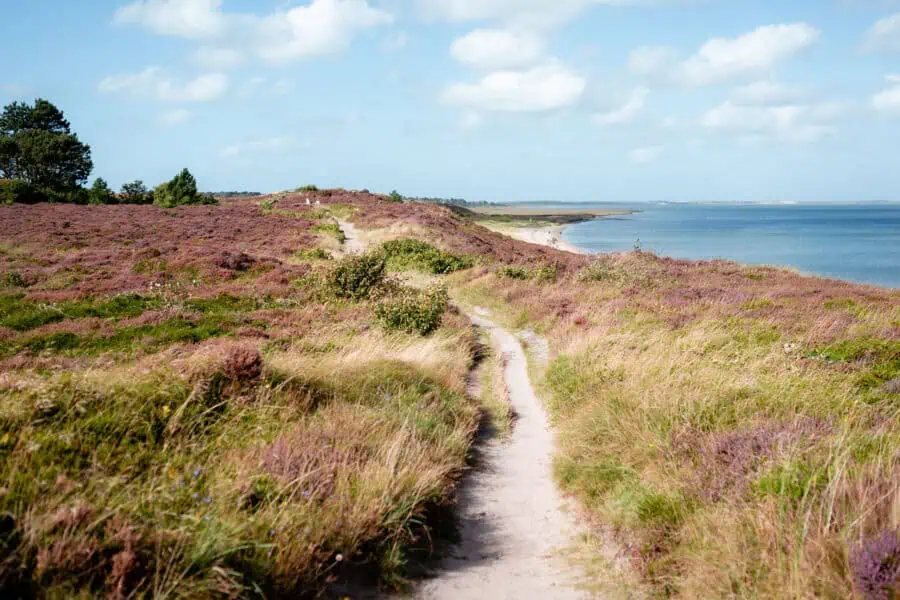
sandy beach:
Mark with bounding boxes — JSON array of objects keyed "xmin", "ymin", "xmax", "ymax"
[{"xmin": 484, "ymin": 224, "xmax": 587, "ymax": 254}]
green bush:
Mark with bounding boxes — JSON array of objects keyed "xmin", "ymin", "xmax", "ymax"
[
  {"xmin": 295, "ymin": 184, "xmax": 318, "ymax": 192},
  {"xmin": 375, "ymin": 285, "xmax": 449, "ymax": 336},
  {"xmin": 295, "ymin": 248, "xmax": 332, "ymax": 261},
  {"xmin": 389, "ymin": 190, "xmax": 404, "ymax": 203},
  {"xmin": 3, "ymin": 271, "xmax": 26, "ymax": 288},
  {"xmin": 0, "ymin": 179, "xmax": 43, "ymax": 204},
  {"xmin": 498, "ymin": 265, "xmax": 532, "ymax": 280},
  {"xmin": 313, "ymin": 222, "xmax": 347, "ymax": 243},
  {"xmin": 153, "ymin": 168, "xmax": 216, "ymax": 208},
  {"xmin": 381, "ymin": 239, "xmax": 472, "ymax": 274},
  {"xmin": 577, "ymin": 261, "xmax": 620, "ymax": 282},
  {"xmin": 327, "ymin": 253, "xmax": 386, "ymax": 300},
  {"xmin": 121, "ymin": 180, "xmax": 152, "ymax": 204},
  {"xmin": 88, "ymin": 177, "xmax": 116, "ymax": 205}
]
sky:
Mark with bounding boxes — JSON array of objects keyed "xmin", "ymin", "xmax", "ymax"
[{"xmin": 2, "ymin": 0, "xmax": 900, "ymax": 203}]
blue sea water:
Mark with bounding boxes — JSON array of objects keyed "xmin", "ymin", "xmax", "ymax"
[{"xmin": 559, "ymin": 203, "xmax": 900, "ymax": 289}]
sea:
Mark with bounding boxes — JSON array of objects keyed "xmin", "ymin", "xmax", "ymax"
[{"xmin": 555, "ymin": 203, "xmax": 900, "ymax": 289}]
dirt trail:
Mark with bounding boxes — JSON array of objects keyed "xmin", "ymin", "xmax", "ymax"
[
  {"xmin": 337, "ymin": 218, "xmax": 367, "ymax": 254},
  {"xmin": 409, "ymin": 312, "xmax": 593, "ymax": 600},
  {"xmin": 336, "ymin": 222, "xmax": 595, "ymax": 599}
]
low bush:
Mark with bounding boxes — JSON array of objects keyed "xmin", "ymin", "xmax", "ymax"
[
  {"xmin": 295, "ymin": 248, "xmax": 332, "ymax": 261},
  {"xmin": 327, "ymin": 252, "xmax": 386, "ymax": 300},
  {"xmin": 0, "ymin": 179, "xmax": 44, "ymax": 204},
  {"xmin": 295, "ymin": 184, "xmax": 318, "ymax": 192},
  {"xmin": 498, "ymin": 264, "xmax": 558, "ymax": 282},
  {"xmin": 498, "ymin": 265, "xmax": 532, "ymax": 280},
  {"xmin": 389, "ymin": 190, "xmax": 404, "ymax": 203},
  {"xmin": 3, "ymin": 271, "xmax": 26, "ymax": 288},
  {"xmin": 375, "ymin": 285, "xmax": 449, "ymax": 335},
  {"xmin": 381, "ymin": 239, "xmax": 472, "ymax": 274},
  {"xmin": 313, "ymin": 222, "xmax": 347, "ymax": 243}
]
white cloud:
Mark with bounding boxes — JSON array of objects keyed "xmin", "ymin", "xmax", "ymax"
[
  {"xmin": 864, "ymin": 13, "xmax": 900, "ymax": 52},
  {"xmin": 451, "ymin": 28, "xmax": 544, "ymax": 70},
  {"xmin": 701, "ymin": 101, "xmax": 837, "ymax": 143},
  {"xmin": 158, "ymin": 108, "xmax": 192, "ymax": 125},
  {"xmin": 678, "ymin": 23, "xmax": 820, "ymax": 86},
  {"xmin": 418, "ymin": 0, "xmax": 626, "ymax": 29},
  {"xmin": 99, "ymin": 68, "xmax": 229, "ymax": 103},
  {"xmin": 629, "ymin": 146, "xmax": 663, "ymax": 164},
  {"xmin": 115, "ymin": 0, "xmax": 392, "ymax": 66},
  {"xmin": 731, "ymin": 81, "xmax": 806, "ymax": 105},
  {"xmin": 873, "ymin": 75, "xmax": 900, "ymax": 113},
  {"xmin": 254, "ymin": 1, "xmax": 393, "ymax": 63},
  {"xmin": 115, "ymin": 0, "xmax": 226, "ymax": 39},
  {"xmin": 593, "ymin": 88, "xmax": 648, "ymax": 125},
  {"xmin": 628, "ymin": 45, "xmax": 678, "ymax": 76},
  {"xmin": 442, "ymin": 64, "xmax": 586, "ymax": 112},
  {"xmin": 221, "ymin": 136, "xmax": 300, "ymax": 158},
  {"xmin": 192, "ymin": 46, "xmax": 245, "ymax": 69}
]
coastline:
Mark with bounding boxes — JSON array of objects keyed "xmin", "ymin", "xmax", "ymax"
[{"xmin": 503, "ymin": 224, "xmax": 587, "ymax": 255}]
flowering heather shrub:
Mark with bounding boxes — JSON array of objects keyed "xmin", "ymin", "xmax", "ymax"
[
  {"xmin": 222, "ymin": 344, "xmax": 263, "ymax": 383},
  {"xmin": 215, "ymin": 251, "xmax": 256, "ymax": 272},
  {"xmin": 851, "ymin": 530, "xmax": 900, "ymax": 600}
]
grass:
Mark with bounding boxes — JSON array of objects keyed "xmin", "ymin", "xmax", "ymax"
[
  {"xmin": 0, "ymin": 198, "xmax": 485, "ymax": 598},
  {"xmin": 380, "ymin": 239, "xmax": 473, "ymax": 275},
  {"xmin": 452, "ymin": 250, "xmax": 900, "ymax": 599}
]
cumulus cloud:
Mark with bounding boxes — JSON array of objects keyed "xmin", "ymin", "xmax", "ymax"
[
  {"xmin": 115, "ymin": 0, "xmax": 392, "ymax": 65},
  {"xmin": 451, "ymin": 28, "xmax": 545, "ymax": 70},
  {"xmin": 442, "ymin": 64, "xmax": 586, "ymax": 112},
  {"xmin": 701, "ymin": 101, "xmax": 837, "ymax": 143},
  {"xmin": 864, "ymin": 13, "xmax": 900, "ymax": 52},
  {"xmin": 678, "ymin": 23, "xmax": 820, "ymax": 86},
  {"xmin": 628, "ymin": 45, "xmax": 678, "ymax": 77},
  {"xmin": 115, "ymin": 0, "xmax": 226, "ymax": 39},
  {"xmin": 873, "ymin": 74, "xmax": 900, "ymax": 113},
  {"xmin": 593, "ymin": 88, "xmax": 649, "ymax": 125},
  {"xmin": 629, "ymin": 146, "xmax": 664, "ymax": 164},
  {"xmin": 732, "ymin": 81, "xmax": 806, "ymax": 105},
  {"xmin": 158, "ymin": 108, "xmax": 192, "ymax": 125},
  {"xmin": 418, "ymin": 0, "xmax": 625, "ymax": 28},
  {"xmin": 99, "ymin": 68, "xmax": 229, "ymax": 102},
  {"xmin": 192, "ymin": 46, "xmax": 245, "ymax": 69}
]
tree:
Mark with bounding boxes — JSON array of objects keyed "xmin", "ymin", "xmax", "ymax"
[
  {"xmin": 121, "ymin": 180, "xmax": 151, "ymax": 204},
  {"xmin": 389, "ymin": 190, "xmax": 404, "ymax": 203},
  {"xmin": 153, "ymin": 168, "xmax": 216, "ymax": 208},
  {"xmin": 0, "ymin": 99, "xmax": 92, "ymax": 194},
  {"xmin": 88, "ymin": 177, "xmax": 116, "ymax": 205}
]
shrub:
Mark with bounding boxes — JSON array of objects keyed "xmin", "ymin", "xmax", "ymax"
[
  {"xmin": 389, "ymin": 190, "xmax": 404, "ymax": 203},
  {"xmin": 533, "ymin": 265, "xmax": 558, "ymax": 282},
  {"xmin": 222, "ymin": 344, "xmax": 263, "ymax": 384},
  {"xmin": 295, "ymin": 184, "xmax": 318, "ymax": 192},
  {"xmin": 578, "ymin": 260, "xmax": 620, "ymax": 282},
  {"xmin": 313, "ymin": 222, "xmax": 346, "ymax": 243},
  {"xmin": 327, "ymin": 252, "xmax": 386, "ymax": 300},
  {"xmin": 153, "ymin": 168, "xmax": 216, "ymax": 208},
  {"xmin": 850, "ymin": 529, "xmax": 900, "ymax": 600},
  {"xmin": 381, "ymin": 239, "xmax": 473, "ymax": 274},
  {"xmin": 498, "ymin": 265, "xmax": 532, "ymax": 280},
  {"xmin": 260, "ymin": 198, "xmax": 277, "ymax": 213},
  {"xmin": 3, "ymin": 271, "xmax": 26, "ymax": 288},
  {"xmin": 295, "ymin": 248, "xmax": 332, "ymax": 261},
  {"xmin": 0, "ymin": 179, "xmax": 43, "ymax": 204},
  {"xmin": 88, "ymin": 177, "xmax": 116, "ymax": 205},
  {"xmin": 215, "ymin": 251, "xmax": 256, "ymax": 272},
  {"xmin": 120, "ymin": 180, "xmax": 151, "ymax": 204},
  {"xmin": 375, "ymin": 285, "xmax": 449, "ymax": 335}
]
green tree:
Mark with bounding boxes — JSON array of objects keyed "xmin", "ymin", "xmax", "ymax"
[
  {"xmin": 121, "ymin": 180, "xmax": 151, "ymax": 204},
  {"xmin": 389, "ymin": 190, "xmax": 404, "ymax": 203},
  {"xmin": 88, "ymin": 177, "xmax": 116, "ymax": 205},
  {"xmin": 0, "ymin": 99, "xmax": 93, "ymax": 195},
  {"xmin": 153, "ymin": 168, "xmax": 216, "ymax": 208}
]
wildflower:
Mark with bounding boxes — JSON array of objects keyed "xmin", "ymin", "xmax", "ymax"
[
  {"xmin": 193, "ymin": 467, "xmax": 202, "ymax": 478},
  {"xmin": 203, "ymin": 496, "xmax": 212, "ymax": 504}
]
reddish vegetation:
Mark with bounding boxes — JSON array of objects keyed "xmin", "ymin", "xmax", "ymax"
[{"xmin": 0, "ymin": 201, "xmax": 317, "ymax": 300}]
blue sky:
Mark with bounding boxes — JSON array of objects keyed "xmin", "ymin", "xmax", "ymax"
[{"xmin": 2, "ymin": 0, "xmax": 900, "ymax": 203}]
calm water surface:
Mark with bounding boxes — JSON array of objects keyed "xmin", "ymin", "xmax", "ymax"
[{"xmin": 559, "ymin": 203, "xmax": 900, "ymax": 289}]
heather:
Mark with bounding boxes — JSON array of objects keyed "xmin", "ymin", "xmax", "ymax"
[
  {"xmin": 0, "ymin": 192, "xmax": 484, "ymax": 597},
  {"xmin": 452, "ymin": 250, "xmax": 900, "ymax": 598}
]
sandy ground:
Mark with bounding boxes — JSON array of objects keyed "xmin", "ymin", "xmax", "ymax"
[
  {"xmin": 408, "ymin": 311, "xmax": 595, "ymax": 600},
  {"xmin": 499, "ymin": 225, "xmax": 586, "ymax": 255},
  {"xmin": 337, "ymin": 218, "xmax": 367, "ymax": 254}
]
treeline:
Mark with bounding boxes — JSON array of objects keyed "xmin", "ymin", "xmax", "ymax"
[
  {"xmin": 0, "ymin": 98, "xmax": 214, "ymax": 207},
  {"xmin": 402, "ymin": 195, "xmax": 492, "ymax": 207}
]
